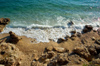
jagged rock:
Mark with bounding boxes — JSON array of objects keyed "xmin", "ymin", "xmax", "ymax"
[
  {"xmin": 53, "ymin": 47, "xmax": 67, "ymax": 53},
  {"xmin": 57, "ymin": 38, "xmax": 65, "ymax": 43},
  {"xmin": 67, "ymin": 54, "xmax": 88, "ymax": 65},
  {"xmin": 39, "ymin": 54, "xmax": 48, "ymax": 62},
  {"xmin": 95, "ymin": 39, "xmax": 100, "ymax": 45},
  {"xmin": 56, "ymin": 53, "xmax": 69, "ymax": 65},
  {"xmin": 83, "ymin": 25, "xmax": 93, "ymax": 33},
  {"xmin": 47, "ymin": 51, "xmax": 55, "ymax": 59},
  {"xmin": 92, "ymin": 59, "xmax": 100, "ymax": 65},
  {"xmin": 77, "ymin": 32, "xmax": 82, "ymax": 37},
  {"xmin": 31, "ymin": 61, "xmax": 43, "ymax": 66},
  {"xmin": 9, "ymin": 31, "xmax": 22, "ymax": 44},
  {"xmin": 46, "ymin": 46, "xmax": 53, "ymax": 51},
  {"xmin": 68, "ymin": 21, "xmax": 74, "ymax": 26},
  {"xmin": 0, "ymin": 18, "xmax": 10, "ymax": 32},
  {"xmin": 0, "ymin": 18, "xmax": 10, "ymax": 25},
  {"xmin": 73, "ymin": 45, "xmax": 92, "ymax": 61},
  {"xmin": 0, "ymin": 43, "xmax": 23, "ymax": 66},
  {"xmin": 86, "ymin": 45, "xmax": 97, "ymax": 55}
]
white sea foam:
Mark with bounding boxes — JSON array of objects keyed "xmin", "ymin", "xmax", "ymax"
[{"xmin": 1, "ymin": 20, "xmax": 100, "ymax": 43}]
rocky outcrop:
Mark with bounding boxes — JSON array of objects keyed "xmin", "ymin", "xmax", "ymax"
[
  {"xmin": 83, "ymin": 25, "xmax": 93, "ymax": 33},
  {"xmin": 9, "ymin": 31, "xmax": 22, "ymax": 44},
  {"xmin": 0, "ymin": 18, "xmax": 10, "ymax": 32},
  {"xmin": 0, "ymin": 43, "xmax": 23, "ymax": 66},
  {"xmin": 73, "ymin": 45, "xmax": 92, "ymax": 61}
]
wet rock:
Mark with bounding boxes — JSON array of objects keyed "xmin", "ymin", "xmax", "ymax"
[
  {"xmin": 9, "ymin": 31, "xmax": 22, "ymax": 44},
  {"xmin": 73, "ymin": 45, "xmax": 92, "ymax": 61},
  {"xmin": 57, "ymin": 38, "xmax": 65, "ymax": 43},
  {"xmin": 68, "ymin": 21, "xmax": 74, "ymax": 26},
  {"xmin": 83, "ymin": 25, "xmax": 93, "ymax": 33},
  {"xmin": 46, "ymin": 46, "xmax": 53, "ymax": 51},
  {"xmin": 53, "ymin": 47, "xmax": 67, "ymax": 53},
  {"xmin": 70, "ymin": 30, "xmax": 76, "ymax": 34},
  {"xmin": 0, "ymin": 18, "xmax": 10, "ymax": 32},
  {"xmin": 77, "ymin": 32, "xmax": 82, "ymax": 37},
  {"xmin": 0, "ymin": 43, "xmax": 23, "ymax": 66}
]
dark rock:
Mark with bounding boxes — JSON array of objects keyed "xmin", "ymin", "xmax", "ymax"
[
  {"xmin": 68, "ymin": 21, "xmax": 74, "ymax": 26},
  {"xmin": 47, "ymin": 51, "xmax": 55, "ymax": 59},
  {"xmin": 57, "ymin": 38, "xmax": 65, "ymax": 43},
  {"xmin": 95, "ymin": 39, "xmax": 100, "ymax": 45},
  {"xmin": 77, "ymin": 32, "xmax": 82, "ymax": 37},
  {"xmin": 70, "ymin": 30, "xmax": 76, "ymax": 34},
  {"xmin": 83, "ymin": 25, "xmax": 93, "ymax": 33},
  {"xmin": 86, "ymin": 45, "xmax": 97, "ymax": 55},
  {"xmin": 9, "ymin": 31, "xmax": 22, "ymax": 44}
]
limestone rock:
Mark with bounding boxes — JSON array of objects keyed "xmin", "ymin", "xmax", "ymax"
[
  {"xmin": 92, "ymin": 59, "xmax": 100, "ymax": 65},
  {"xmin": 53, "ymin": 47, "xmax": 66, "ymax": 53},
  {"xmin": 46, "ymin": 46, "xmax": 53, "ymax": 51},
  {"xmin": 73, "ymin": 45, "xmax": 92, "ymax": 61},
  {"xmin": 0, "ymin": 43, "xmax": 23, "ymax": 66},
  {"xmin": 67, "ymin": 54, "xmax": 88, "ymax": 65},
  {"xmin": 95, "ymin": 39, "xmax": 100, "ymax": 45},
  {"xmin": 0, "ymin": 18, "xmax": 10, "ymax": 32}
]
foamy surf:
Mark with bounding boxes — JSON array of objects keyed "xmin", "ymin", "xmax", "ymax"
[{"xmin": 1, "ymin": 21, "xmax": 100, "ymax": 43}]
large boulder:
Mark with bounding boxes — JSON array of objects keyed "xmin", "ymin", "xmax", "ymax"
[
  {"xmin": 9, "ymin": 31, "xmax": 22, "ymax": 44},
  {"xmin": 0, "ymin": 43, "xmax": 23, "ymax": 66},
  {"xmin": 0, "ymin": 18, "xmax": 10, "ymax": 32},
  {"xmin": 82, "ymin": 25, "xmax": 93, "ymax": 33},
  {"xmin": 73, "ymin": 45, "xmax": 92, "ymax": 61}
]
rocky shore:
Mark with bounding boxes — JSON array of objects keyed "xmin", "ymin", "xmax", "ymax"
[{"xmin": 0, "ymin": 18, "xmax": 100, "ymax": 66}]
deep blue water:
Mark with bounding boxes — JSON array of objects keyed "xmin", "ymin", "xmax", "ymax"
[{"xmin": 0, "ymin": 0, "xmax": 100, "ymax": 27}]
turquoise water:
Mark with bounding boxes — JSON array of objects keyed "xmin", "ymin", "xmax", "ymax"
[
  {"xmin": 0, "ymin": 0, "xmax": 100, "ymax": 27},
  {"xmin": 0, "ymin": 0, "xmax": 100, "ymax": 42}
]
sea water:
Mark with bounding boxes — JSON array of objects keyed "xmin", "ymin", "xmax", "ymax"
[{"xmin": 0, "ymin": 0, "xmax": 100, "ymax": 42}]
